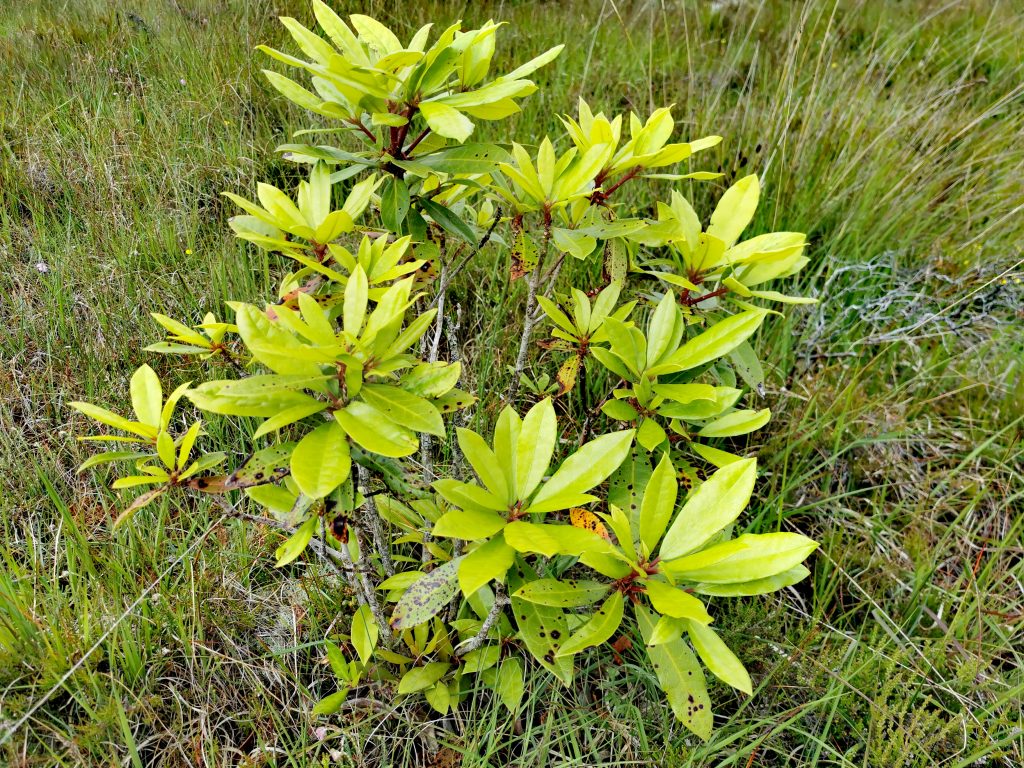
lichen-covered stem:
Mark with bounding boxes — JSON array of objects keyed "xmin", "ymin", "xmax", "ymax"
[
  {"xmin": 357, "ymin": 464, "xmax": 394, "ymax": 577},
  {"xmin": 457, "ymin": 584, "xmax": 508, "ymax": 655},
  {"xmin": 508, "ymin": 212, "xmax": 553, "ymax": 401},
  {"xmin": 347, "ymin": 524, "xmax": 393, "ymax": 645}
]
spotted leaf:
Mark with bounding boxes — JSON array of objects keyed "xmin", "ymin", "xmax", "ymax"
[
  {"xmin": 636, "ymin": 605, "xmax": 712, "ymax": 741},
  {"xmin": 569, "ymin": 507, "xmax": 611, "ymax": 541},
  {"xmin": 226, "ymin": 443, "xmax": 296, "ymax": 489},
  {"xmin": 391, "ymin": 557, "xmax": 463, "ymax": 630}
]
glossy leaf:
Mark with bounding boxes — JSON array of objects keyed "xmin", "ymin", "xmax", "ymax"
[
  {"xmin": 290, "ymin": 420, "xmax": 351, "ymax": 499},
  {"xmin": 336, "ymin": 401, "xmax": 418, "ymax": 457},
  {"xmin": 503, "ymin": 521, "xmax": 618, "ymax": 559},
  {"xmin": 659, "ymin": 310, "xmax": 767, "ymax": 374},
  {"xmin": 274, "ymin": 514, "xmax": 318, "ymax": 567},
  {"xmin": 528, "ymin": 429, "xmax": 634, "ymax": 512},
  {"xmin": 495, "ymin": 658, "xmax": 525, "ymax": 712},
  {"xmin": 660, "ymin": 458, "xmax": 757, "ymax": 560},
  {"xmin": 510, "ymin": 595, "xmax": 572, "ymax": 686},
  {"xmin": 397, "ymin": 662, "xmax": 451, "ymax": 694},
  {"xmin": 687, "ymin": 620, "xmax": 752, "ymax": 695},
  {"xmin": 420, "ymin": 101, "xmax": 474, "ymax": 142},
  {"xmin": 708, "ymin": 174, "xmax": 759, "ymax": 248},
  {"xmin": 692, "ymin": 564, "xmax": 810, "ymax": 596},
  {"xmin": 515, "ymin": 398, "xmax": 556, "ymax": 501},
  {"xmin": 698, "ymin": 408, "xmax": 771, "ymax": 438},
  {"xmin": 432, "ymin": 478, "xmax": 508, "ymax": 512},
  {"xmin": 129, "ymin": 365, "xmax": 162, "ymax": 427},
  {"xmin": 513, "ymin": 578, "xmax": 609, "ymax": 608},
  {"xmin": 313, "ymin": 689, "xmax": 349, "ymax": 715},
  {"xmin": 555, "ymin": 591, "xmax": 624, "ymax": 657},
  {"xmin": 360, "ymin": 384, "xmax": 445, "ymax": 437},
  {"xmin": 644, "ymin": 579, "xmax": 712, "ymax": 624},
  {"xmin": 458, "ymin": 534, "xmax": 515, "ymax": 597},
  {"xmin": 432, "ymin": 507, "xmax": 507, "ymax": 539},
  {"xmin": 639, "ymin": 453, "xmax": 677, "ymax": 555},
  {"xmin": 456, "ymin": 427, "xmax": 510, "ymax": 503},
  {"xmin": 663, "ymin": 532, "xmax": 818, "ymax": 583},
  {"xmin": 350, "ymin": 604, "xmax": 378, "ymax": 667}
]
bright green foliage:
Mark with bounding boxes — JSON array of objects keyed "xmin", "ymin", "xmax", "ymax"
[
  {"xmin": 71, "ymin": 365, "xmax": 225, "ymax": 524},
  {"xmin": 591, "ymin": 291, "xmax": 771, "ymax": 457},
  {"xmin": 224, "ymin": 164, "xmax": 378, "ymax": 262},
  {"xmin": 145, "ymin": 312, "xmax": 238, "ymax": 359},
  {"xmin": 506, "ymin": 451, "xmax": 818, "ymax": 725},
  {"xmin": 537, "ymin": 282, "xmax": 636, "ymax": 394},
  {"xmin": 71, "ymin": 5, "xmax": 819, "ymax": 743}
]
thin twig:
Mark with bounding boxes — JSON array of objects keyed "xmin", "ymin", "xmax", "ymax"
[
  {"xmin": 404, "ymin": 127, "xmax": 431, "ymax": 155},
  {"xmin": 428, "ymin": 208, "xmax": 502, "ymax": 308},
  {"xmin": 590, "ymin": 165, "xmax": 642, "ymax": 205},
  {"xmin": 220, "ymin": 346, "xmax": 248, "ymax": 376},
  {"xmin": 350, "ymin": 524, "xmax": 393, "ymax": 644},
  {"xmin": 347, "ymin": 118, "xmax": 378, "ymax": 145},
  {"xmin": 419, "ymin": 258, "xmax": 451, "ymax": 561},
  {"xmin": 508, "ymin": 212, "xmax": 553, "ymax": 401},
  {"xmin": 357, "ymin": 464, "xmax": 394, "ymax": 577},
  {"xmin": 538, "ymin": 252, "xmax": 567, "ymax": 304},
  {"xmin": 457, "ymin": 584, "xmax": 508, "ymax": 654}
]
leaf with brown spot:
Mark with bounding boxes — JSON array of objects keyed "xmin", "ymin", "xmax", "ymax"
[
  {"xmin": 433, "ymin": 388, "xmax": 477, "ymax": 414},
  {"xmin": 391, "ymin": 557, "xmax": 463, "ymax": 630},
  {"xmin": 569, "ymin": 507, "xmax": 611, "ymax": 540},
  {"xmin": 508, "ymin": 567, "xmax": 572, "ymax": 685},
  {"xmin": 184, "ymin": 474, "xmax": 232, "ymax": 493},
  {"xmin": 636, "ymin": 604, "xmax": 712, "ymax": 740},
  {"xmin": 509, "ymin": 219, "xmax": 538, "ymax": 281},
  {"xmin": 603, "ymin": 238, "xmax": 628, "ymax": 284},
  {"xmin": 225, "ymin": 443, "xmax": 296, "ymax": 489},
  {"xmin": 555, "ymin": 355, "xmax": 582, "ymax": 396}
]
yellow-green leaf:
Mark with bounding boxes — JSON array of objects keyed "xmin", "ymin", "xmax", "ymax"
[
  {"xmin": 660, "ymin": 458, "xmax": 757, "ymax": 560},
  {"xmin": 555, "ymin": 591, "xmax": 624, "ymax": 657},
  {"xmin": 707, "ymin": 174, "xmax": 759, "ymax": 248},
  {"xmin": 639, "ymin": 453, "xmax": 677, "ymax": 555},
  {"xmin": 698, "ymin": 408, "xmax": 771, "ymax": 438},
  {"xmin": 513, "ymin": 578, "xmax": 609, "ymax": 608},
  {"xmin": 335, "ymin": 401, "xmax": 417, "ymax": 457},
  {"xmin": 397, "ymin": 662, "xmax": 450, "ymax": 694},
  {"xmin": 663, "ymin": 532, "xmax": 818, "ymax": 584},
  {"xmin": 636, "ymin": 605, "xmax": 712, "ymax": 741},
  {"xmin": 360, "ymin": 384, "xmax": 445, "ymax": 437},
  {"xmin": 274, "ymin": 515, "xmax": 318, "ymax": 567},
  {"xmin": 290, "ymin": 420, "xmax": 351, "ymax": 499},
  {"xmin": 644, "ymin": 579, "xmax": 711, "ymax": 624},
  {"xmin": 687, "ymin": 620, "xmax": 752, "ymax": 695},
  {"xmin": 350, "ymin": 604, "xmax": 378, "ymax": 667},
  {"xmin": 528, "ymin": 429, "xmax": 634, "ymax": 512},
  {"xmin": 420, "ymin": 101, "xmax": 474, "ymax": 142},
  {"xmin": 130, "ymin": 365, "xmax": 163, "ymax": 427},
  {"xmin": 392, "ymin": 559, "xmax": 462, "ymax": 631},
  {"xmin": 458, "ymin": 533, "xmax": 515, "ymax": 597},
  {"xmin": 515, "ymin": 398, "xmax": 556, "ymax": 501}
]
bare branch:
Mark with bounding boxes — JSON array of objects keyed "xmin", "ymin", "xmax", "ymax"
[{"xmin": 457, "ymin": 583, "xmax": 508, "ymax": 655}]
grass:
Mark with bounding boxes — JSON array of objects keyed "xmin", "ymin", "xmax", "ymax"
[{"xmin": 1, "ymin": 0, "xmax": 1022, "ymax": 765}]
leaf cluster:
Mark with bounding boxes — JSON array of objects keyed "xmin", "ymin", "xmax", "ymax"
[{"xmin": 71, "ymin": 5, "xmax": 819, "ymax": 742}]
